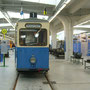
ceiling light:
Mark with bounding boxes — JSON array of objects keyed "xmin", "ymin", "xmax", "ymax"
[
  {"xmin": 37, "ymin": 15, "xmax": 49, "ymax": 20},
  {"xmin": 0, "ymin": 23, "xmax": 13, "ymax": 27},
  {"xmin": 10, "ymin": 29, "xmax": 15, "ymax": 31},
  {"xmin": 74, "ymin": 25, "xmax": 90, "ymax": 28}
]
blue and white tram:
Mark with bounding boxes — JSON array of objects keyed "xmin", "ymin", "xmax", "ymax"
[{"xmin": 15, "ymin": 18, "xmax": 49, "ymax": 72}]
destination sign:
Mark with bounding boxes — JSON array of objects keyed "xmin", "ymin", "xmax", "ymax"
[{"xmin": 25, "ymin": 23, "xmax": 42, "ymax": 28}]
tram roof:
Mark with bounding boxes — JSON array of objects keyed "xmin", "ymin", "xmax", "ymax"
[{"xmin": 18, "ymin": 18, "xmax": 49, "ymax": 23}]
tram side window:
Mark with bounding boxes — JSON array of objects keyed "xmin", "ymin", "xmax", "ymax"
[{"xmin": 19, "ymin": 29, "xmax": 47, "ymax": 46}]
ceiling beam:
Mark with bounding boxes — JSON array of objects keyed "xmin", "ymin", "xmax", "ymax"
[
  {"xmin": 73, "ymin": 28, "xmax": 90, "ymax": 33},
  {"xmin": 0, "ymin": 3, "xmax": 55, "ymax": 8},
  {"xmin": 49, "ymin": 0, "xmax": 71, "ymax": 23},
  {"xmin": 74, "ymin": 14, "xmax": 90, "ymax": 26},
  {"xmin": 55, "ymin": 0, "xmax": 67, "ymax": 11},
  {"xmin": 0, "ymin": 0, "xmax": 15, "ymax": 29},
  {"xmin": 72, "ymin": 9, "xmax": 90, "ymax": 16},
  {"xmin": 69, "ymin": 0, "xmax": 89, "ymax": 14},
  {"xmin": 0, "ymin": 9, "xmax": 15, "ymax": 29}
]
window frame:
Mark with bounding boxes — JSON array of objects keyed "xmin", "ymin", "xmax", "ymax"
[{"xmin": 19, "ymin": 28, "xmax": 48, "ymax": 47}]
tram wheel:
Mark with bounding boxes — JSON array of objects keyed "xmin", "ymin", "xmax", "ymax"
[{"xmin": 43, "ymin": 70, "xmax": 48, "ymax": 74}]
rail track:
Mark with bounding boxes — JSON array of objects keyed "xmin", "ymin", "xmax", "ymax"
[
  {"xmin": 13, "ymin": 73, "xmax": 19, "ymax": 90},
  {"xmin": 13, "ymin": 72, "xmax": 55, "ymax": 90},
  {"xmin": 44, "ymin": 74, "xmax": 55, "ymax": 90}
]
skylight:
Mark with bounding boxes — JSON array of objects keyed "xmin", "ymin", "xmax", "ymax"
[
  {"xmin": 20, "ymin": 0, "xmax": 56, "ymax": 5},
  {"xmin": 56, "ymin": 30, "xmax": 87, "ymax": 40},
  {"xmin": 7, "ymin": 11, "xmax": 29, "ymax": 19},
  {"xmin": 7, "ymin": 11, "xmax": 49, "ymax": 20}
]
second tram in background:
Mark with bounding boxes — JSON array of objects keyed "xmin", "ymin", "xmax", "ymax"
[{"xmin": 15, "ymin": 13, "xmax": 49, "ymax": 72}]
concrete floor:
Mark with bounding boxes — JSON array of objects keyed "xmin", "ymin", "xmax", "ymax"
[
  {"xmin": 0, "ymin": 51, "xmax": 90, "ymax": 90},
  {"xmin": 49, "ymin": 55, "xmax": 90, "ymax": 90},
  {"xmin": 0, "ymin": 50, "xmax": 17, "ymax": 90}
]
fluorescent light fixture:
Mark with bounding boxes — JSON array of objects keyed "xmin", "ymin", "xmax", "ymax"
[
  {"xmin": 37, "ymin": 15, "xmax": 49, "ymax": 20},
  {"xmin": 49, "ymin": 0, "xmax": 71, "ymax": 23},
  {"xmin": 10, "ymin": 29, "xmax": 15, "ymax": 31},
  {"xmin": 0, "ymin": 23, "xmax": 13, "ymax": 27},
  {"xmin": 74, "ymin": 25, "xmax": 90, "ymax": 28}
]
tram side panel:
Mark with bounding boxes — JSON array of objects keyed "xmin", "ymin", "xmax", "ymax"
[{"xmin": 73, "ymin": 40, "xmax": 81, "ymax": 53}]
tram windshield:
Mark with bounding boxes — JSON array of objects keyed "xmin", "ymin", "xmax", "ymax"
[{"xmin": 19, "ymin": 28, "xmax": 47, "ymax": 46}]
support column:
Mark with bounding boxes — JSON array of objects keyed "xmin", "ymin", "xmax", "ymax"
[
  {"xmin": 50, "ymin": 23, "xmax": 57, "ymax": 49},
  {"xmin": 57, "ymin": 16, "xmax": 73, "ymax": 60}
]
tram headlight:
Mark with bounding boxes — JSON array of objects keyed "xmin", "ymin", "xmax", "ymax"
[
  {"xmin": 35, "ymin": 33, "xmax": 39, "ymax": 38},
  {"xmin": 30, "ymin": 57, "xmax": 36, "ymax": 64}
]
